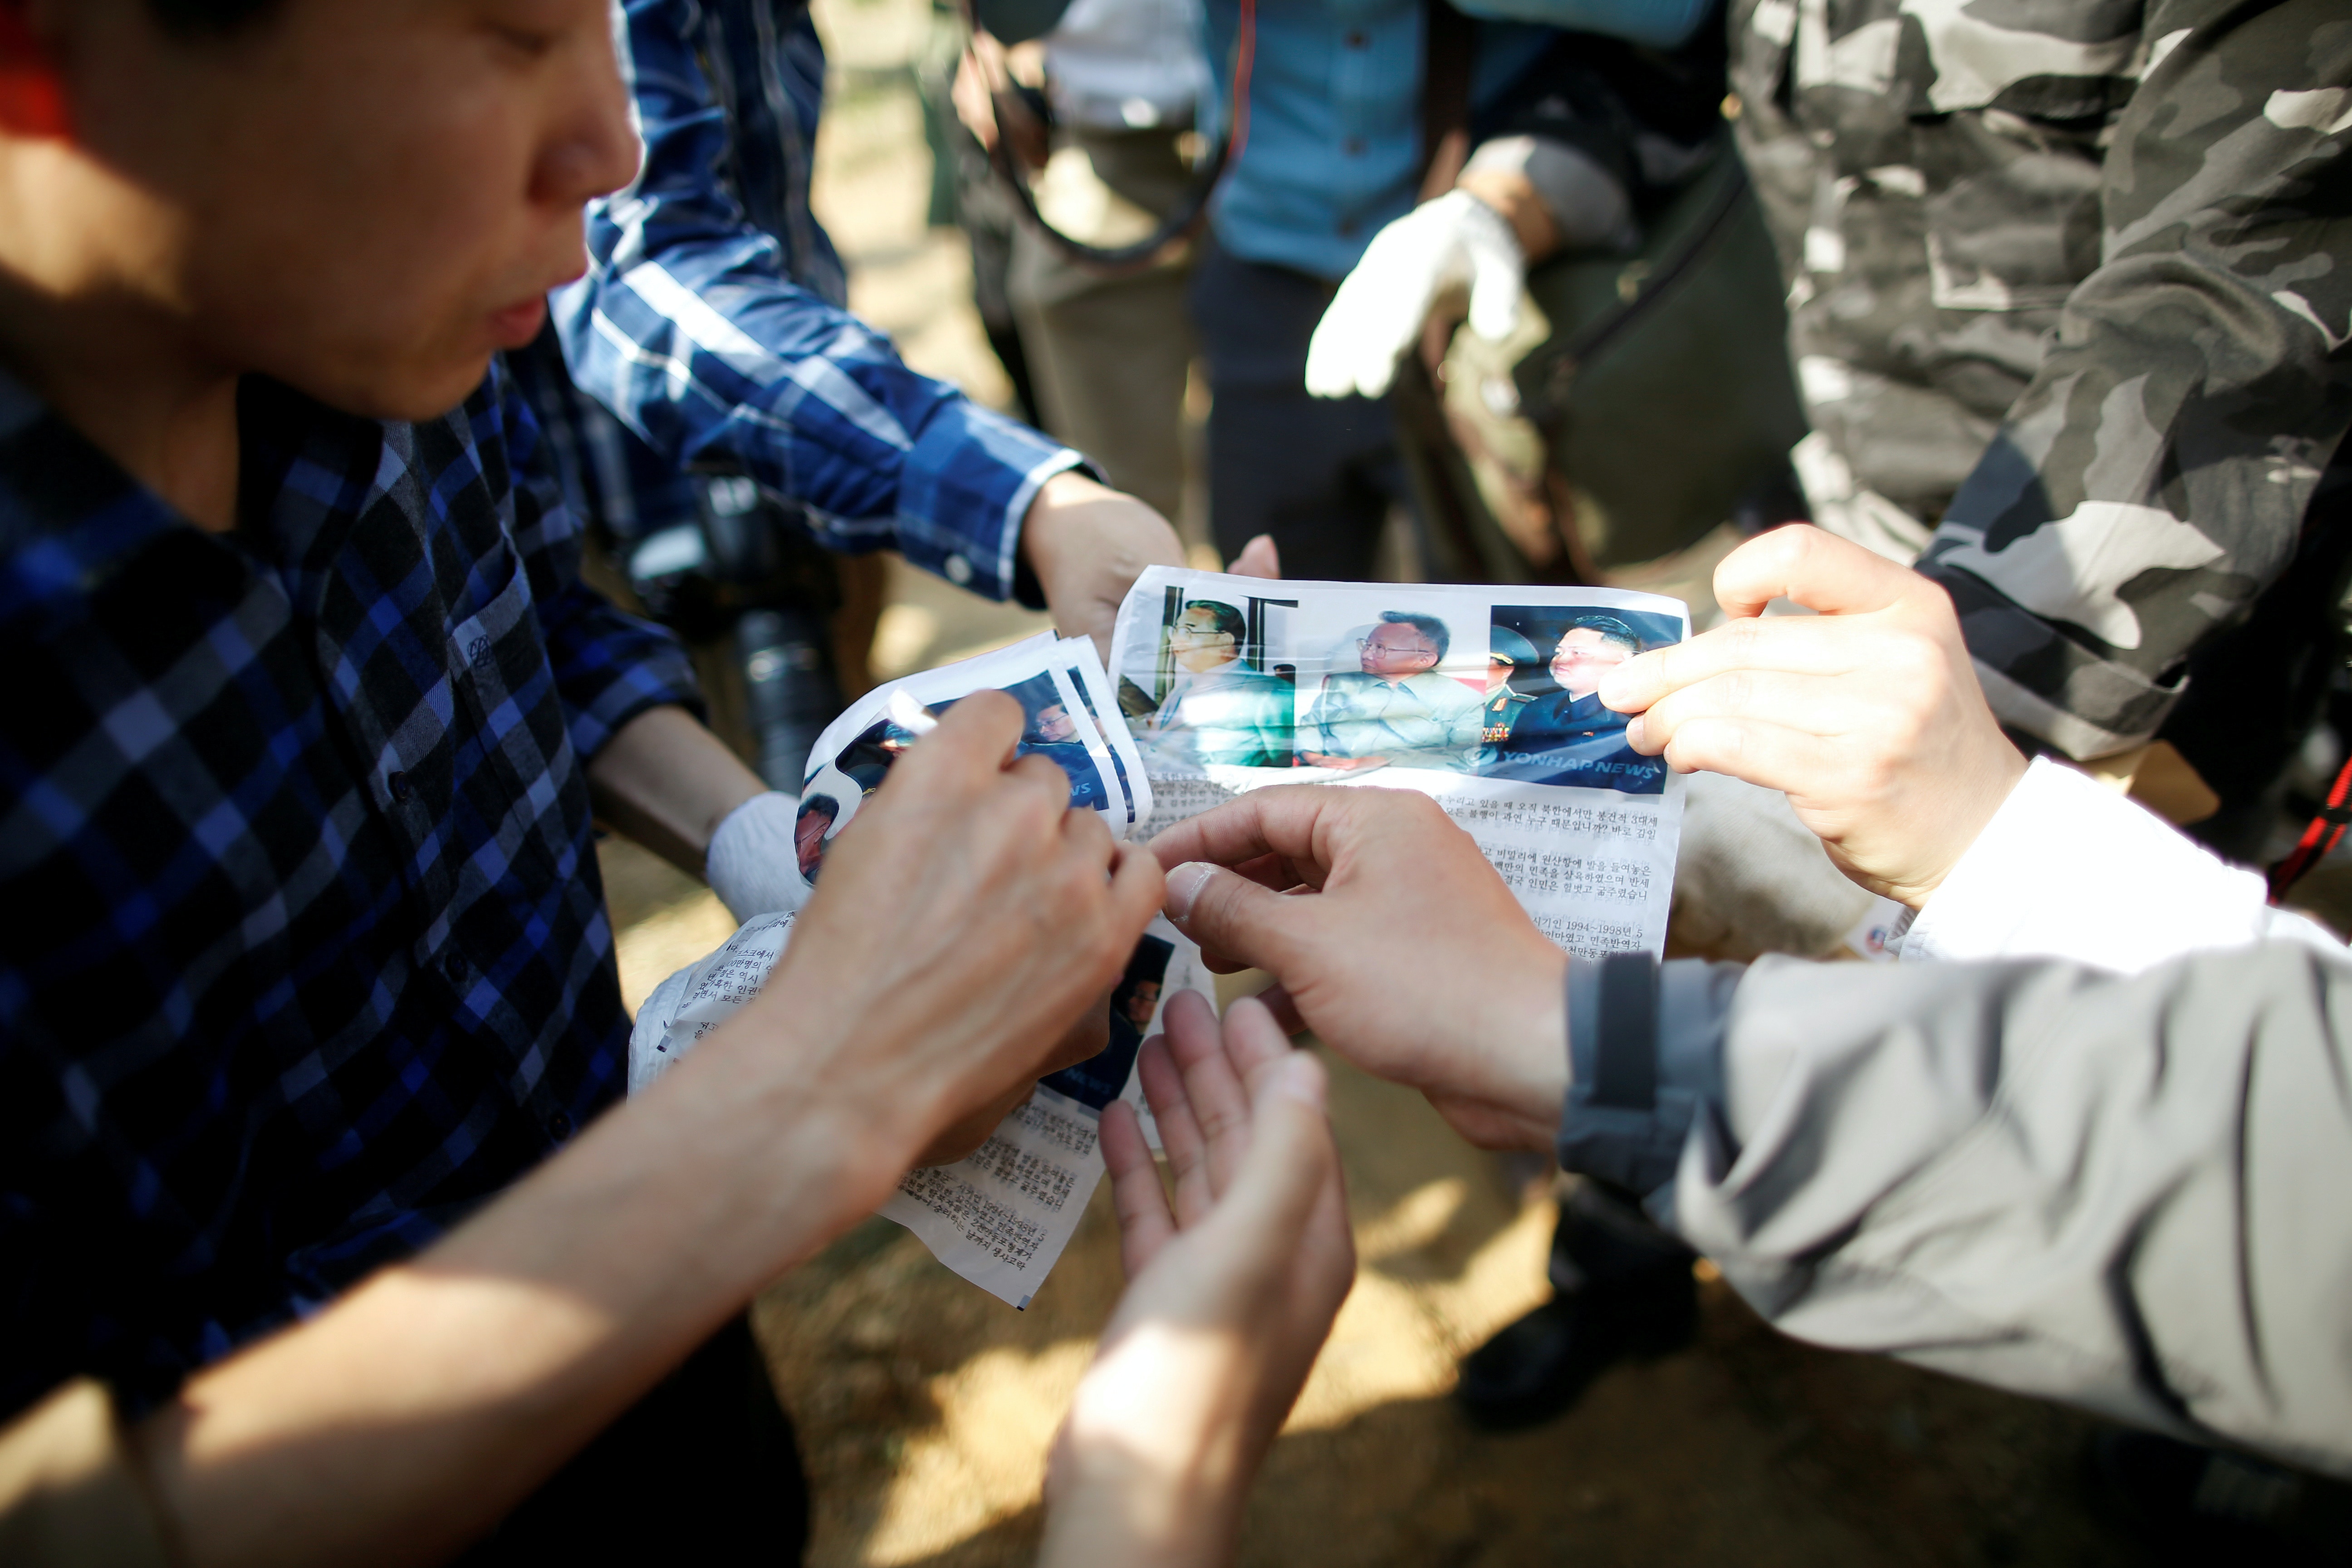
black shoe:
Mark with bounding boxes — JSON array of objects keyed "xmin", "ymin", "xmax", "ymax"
[
  {"xmin": 1454, "ymin": 1270, "xmax": 1697, "ymax": 1431},
  {"xmin": 2085, "ymin": 1428, "xmax": 2352, "ymax": 1565}
]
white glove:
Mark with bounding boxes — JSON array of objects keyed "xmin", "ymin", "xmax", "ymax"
[
  {"xmin": 1304, "ymin": 189, "xmax": 1525, "ymax": 401},
  {"xmin": 703, "ymin": 790, "xmax": 811, "ymax": 922}
]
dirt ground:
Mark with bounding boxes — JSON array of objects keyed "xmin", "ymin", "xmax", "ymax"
[
  {"xmin": 608, "ymin": 836, "xmax": 2144, "ymax": 1568},
  {"xmin": 752, "ymin": 1056, "xmax": 2146, "ymax": 1568},
  {"xmin": 590, "ymin": 6, "xmax": 2166, "ymax": 1560}
]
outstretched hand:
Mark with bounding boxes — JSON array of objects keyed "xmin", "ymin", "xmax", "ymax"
[
  {"xmin": 1598, "ymin": 524, "xmax": 2027, "ymax": 907},
  {"xmin": 1041, "ymin": 993, "xmax": 1353, "ymax": 1568},
  {"xmin": 1150, "ymin": 787, "xmax": 1567, "ymax": 1152},
  {"xmin": 1020, "ymin": 472, "xmax": 1188, "ymax": 660}
]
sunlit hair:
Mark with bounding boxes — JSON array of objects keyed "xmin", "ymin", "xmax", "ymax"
[
  {"xmin": 1377, "ymin": 610, "xmax": 1449, "ymax": 662},
  {"xmin": 1561, "ymin": 614, "xmax": 1640, "ymax": 657},
  {"xmin": 1178, "ymin": 600, "xmax": 1245, "ymax": 641}
]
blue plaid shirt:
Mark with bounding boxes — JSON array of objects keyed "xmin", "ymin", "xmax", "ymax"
[
  {"xmin": 0, "ymin": 363, "xmax": 699, "ymax": 1420},
  {"xmin": 525, "ymin": 0, "xmax": 1078, "ymax": 599}
]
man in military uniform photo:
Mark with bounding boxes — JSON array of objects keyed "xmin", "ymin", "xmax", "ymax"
[
  {"xmin": 1483, "ymin": 615, "xmax": 1663, "ymax": 791},
  {"xmin": 1481, "ymin": 625, "xmax": 1544, "ymax": 745}
]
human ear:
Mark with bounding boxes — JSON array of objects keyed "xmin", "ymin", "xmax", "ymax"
[{"xmin": 0, "ymin": 0, "xmax": 69, "ymax": 139}]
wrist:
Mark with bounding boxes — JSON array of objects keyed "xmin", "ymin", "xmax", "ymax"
[
  {"xmin": 1887, "ymin": 740, "xmax": 2032, "ymax": 910},
  {"xmin": 1016, "ymin": 469, "xmax": 1109, "ymax": 575},
  {"xmin": 1454, "ymin": 169, "xmax": 1556, "ymax": 262},
  {"xmin": 1460, "ymin": 135, "xmax": 1639, "ymax": 260},
  {"xmin": 1043, "ymin": 1334, "xmax": 1251, "ymax": 1568},
  {"xmin": 1480, "ymin": 940, "xmax": 1571, "ymax": 1134},
  {"xmin": 1043, "ymin": 1439, "xmax": 1239, "ymax": 1568},
  {"xmin": 1016, "ymin": 471, "xmax": 1185, "ymax": 647},
  {"xmin": 642, "ymin": 1008, "xmax": 930, "ymax": 1268}
]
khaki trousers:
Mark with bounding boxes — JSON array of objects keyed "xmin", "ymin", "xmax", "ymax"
[{"xmin": 1007, "ymin": 124, "xmax": 1199, "ymax": 525}]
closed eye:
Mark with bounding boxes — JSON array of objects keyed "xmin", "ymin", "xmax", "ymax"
[{"xmin": 488, "ymin": 23, "xmax": 559, "ymax": 60}]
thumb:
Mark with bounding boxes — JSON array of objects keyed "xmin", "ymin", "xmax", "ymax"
[
  {"xmin": 1198, "ymin": 1053, "xmax": 1336, "ymax": 1269},
  {"xmin": 1230, "ymin": 533, "xmax": 1282, "ymax": 579},
  {"xmin": 1303, "ymin": 289, "xmax": 1365, "ymax": 399},
  {"xmin": 1164, "ymin": 860, "xmax": 1305, "ymax": 974},
  {"xmin": 1464, "ymin": 232, "xmax": 1524, "ymax": 341},
  {"xmin": 1711, "ymin": 522, "xmax": 1920, "ymax": 621}
]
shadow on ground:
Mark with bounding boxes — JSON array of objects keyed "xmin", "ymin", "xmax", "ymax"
[{"xmin": 746, "ymin": 1044, "xmax": 2145, "ymax": 1568}]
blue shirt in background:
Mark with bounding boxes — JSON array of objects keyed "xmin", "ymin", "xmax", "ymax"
[{"xmin": 1199, "ymin": 0, "xmax": 1715, "ymax": 280}]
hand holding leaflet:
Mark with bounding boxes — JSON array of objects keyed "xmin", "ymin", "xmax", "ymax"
[
  {"xmin": 798, "ymin": 632, "xmax": 1152, "ymax": 889},
  {"xmin": 632, "ymin": 636, "xmax": 1210, "ymax": 1308},
  {"xmin": 1597, "ymin": 525, "xmax": 2027, "ymax": 909},
  {"xmin": 1157, "ymin": 789, "xmax": 1569, "ymax": 1154}
]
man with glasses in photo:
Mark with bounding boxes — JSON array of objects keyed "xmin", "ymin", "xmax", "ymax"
[
  {"xmin": 1134, "ymin": 598, "xmax": 1293, "ymax": 769},
  {"xmin": 1301, "ymin": 611, "xmax": 1482, "ymax": 773}
]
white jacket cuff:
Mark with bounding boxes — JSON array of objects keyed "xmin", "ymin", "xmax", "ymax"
[{"xmin": 1900, "ymin": 756, "xmax": 2337, "ymax": 974}]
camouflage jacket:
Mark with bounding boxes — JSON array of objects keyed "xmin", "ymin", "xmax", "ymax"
[{"xmin": 1730, "ymin": 0, "xmax": 2352, "ymax": 760}]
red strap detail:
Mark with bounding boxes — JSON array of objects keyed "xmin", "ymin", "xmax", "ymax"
[
  {"xmin": 2268, "ymin": 751, "xmax": 2352, "ymax": 902},
  {"xmin": 0, "ymin": 5, "xmax": 69, "ymax": 138}
]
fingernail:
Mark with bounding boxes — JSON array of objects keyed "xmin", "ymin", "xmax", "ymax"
[
  {"xmin": 1624, "ymin": 713, "xmax": 1646, "ymax": 749},
  {"xmin": 1165, "ymin": 861, "xmax": 1217, "ymax": 923}
]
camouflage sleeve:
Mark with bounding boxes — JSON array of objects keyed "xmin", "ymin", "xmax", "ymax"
[{"xmin": 1916, "ymin": 0, "xmax": 2352, "ymax": 761}]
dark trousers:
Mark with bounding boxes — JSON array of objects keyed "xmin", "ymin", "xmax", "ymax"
[
  {"xmin": 456, "ymin": 1314, "xmax": 809, "ymax": 1564},
  {"xmin": 1189, "ymin": 240, "xmax": 1416, "ymax": 582}
]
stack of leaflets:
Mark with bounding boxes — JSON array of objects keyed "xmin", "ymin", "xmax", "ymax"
[
  {"xmin": 629, "ymin": 632, "xmax": 1203, "ymax": 1308},
  {"xmin": 631, "ymin": 573, "xmax": 1692, "ymax": 1309}
]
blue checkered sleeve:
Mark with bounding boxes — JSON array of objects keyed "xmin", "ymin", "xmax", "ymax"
[
  {"xmin": 553, "ymin": 0, "xmax": 1082, "ymax": 600},
  {"xmin": 492, "ymin": 366, "xmax": 701, "ymax": 759}
]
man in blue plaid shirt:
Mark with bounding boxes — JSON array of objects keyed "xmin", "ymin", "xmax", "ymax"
[
  {"xmin": 0, "ymin": 0, "xmax": 1181, "ymax": 1558},
  {"xmin": 516, "ymin": 0, "xmax": 1188, "ymax": 659}
]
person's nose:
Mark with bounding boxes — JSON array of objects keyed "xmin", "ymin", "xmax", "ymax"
[{"xmin": 534, "ymin": 23, "xmax": 644, "ymax": 209}]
